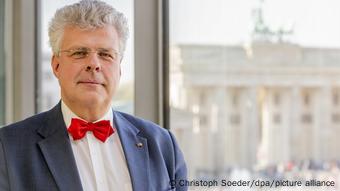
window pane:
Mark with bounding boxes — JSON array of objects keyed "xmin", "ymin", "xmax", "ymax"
[
  {"xmin": 170, "ymin": 0, "xmax": 340, "ymax": 188},
  {"xmin": 0, "ymin": 0, "xmax": 5, "ymax": 125},
  {"xmin": 38, "ymin": 0, "xmax": 134, "ymax": 114}
]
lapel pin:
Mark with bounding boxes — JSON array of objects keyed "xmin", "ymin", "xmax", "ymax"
[{"xmin": 136, "ymin": 142, "xmax": 143, "ymax": 148}]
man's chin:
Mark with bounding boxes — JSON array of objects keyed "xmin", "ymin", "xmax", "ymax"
[{"xmin": 77, "ymin": 93, "xmax": 104, "ymax": 105}]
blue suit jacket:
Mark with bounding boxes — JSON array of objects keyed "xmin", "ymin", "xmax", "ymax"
[{"xmin": 0, "ymin": 103, "xmax": 187, "ymax": 191}]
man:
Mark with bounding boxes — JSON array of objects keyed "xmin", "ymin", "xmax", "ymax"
[{"xmin": 0, "ymin": 0, "xmax": 187, "ymax": 190}]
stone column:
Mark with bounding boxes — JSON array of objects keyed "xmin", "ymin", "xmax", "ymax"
[
  {"xmin": 289, "ymin": 87, "xmax": 301, "ymax": 161},
  {"xmin": 243, "ymin": 86, "xmax": 259, "ymax": 168},
  {"xmin": 317, "ymin": 86, "xmax": 331, "ymax": 160},
  {"xmin": 210, "ymin": 87, "xmax": 227, "ymax": 173}
]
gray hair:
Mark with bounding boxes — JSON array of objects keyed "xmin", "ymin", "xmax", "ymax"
[{"xmin": 48, "ymin": 0, "xmax": 129, "ymax": 55}]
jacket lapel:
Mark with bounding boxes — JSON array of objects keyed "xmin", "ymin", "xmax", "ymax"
[
  {"xmin": 113, "ymin": 112, "xmax": 150, "ymax": 191},
  {"xmin": 37, "ymin": 103, "xmax": 83, "ymax": 191}
]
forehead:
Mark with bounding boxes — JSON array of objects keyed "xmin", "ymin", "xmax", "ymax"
[{"xmin": 60, "ymin": 25, "xmax": 120, "ymax": 50}]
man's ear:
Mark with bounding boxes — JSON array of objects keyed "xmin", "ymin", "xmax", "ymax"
[{"xmin": 51, "ymin": 55, "xmax": 60, "ymax": 78}]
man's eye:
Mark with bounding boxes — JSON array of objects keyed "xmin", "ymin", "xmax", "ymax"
[
  {"xmin": 70, "ymin": 50, "xmax": 88, "ymax": 58},
  {"xmin": 98, "ymin": 52, "xmax": 113, "ymax": 59}
]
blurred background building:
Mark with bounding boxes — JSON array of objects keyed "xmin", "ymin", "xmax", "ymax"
[
  {"xmin": 171, "ymin": 42, "xmax": 340, "ymax": 178},
  {"xmin": 169, "ymin": 1, "xmax": 340, "ymax": 189}
]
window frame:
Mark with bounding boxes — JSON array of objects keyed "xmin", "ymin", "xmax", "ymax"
[{"xmin": 134, "ymin": 0, "xmax": 169, "ymax": 127}]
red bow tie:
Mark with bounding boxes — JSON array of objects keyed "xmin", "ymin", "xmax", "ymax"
[{"xmin": 68, "ymin": 118, "xmax": 114, "ymax": 142}]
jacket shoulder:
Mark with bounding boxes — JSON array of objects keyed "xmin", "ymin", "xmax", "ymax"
[
  {"xmin": 116, "ymin": 111, "xmax": 171, "ymax": 138},
  {"xmin": 0, "ymin": 111, "xmax": 49, "ymax": 138}
]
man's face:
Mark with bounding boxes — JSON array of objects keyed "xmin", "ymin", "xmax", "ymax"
[{"xmin": 51, "ymin": 25, "xmax": 121, "ymax": 109}]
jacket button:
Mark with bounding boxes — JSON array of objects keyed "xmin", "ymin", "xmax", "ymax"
[{"xmin": 136, "ymin": 143, "xmax": 143, "ymax": 148}]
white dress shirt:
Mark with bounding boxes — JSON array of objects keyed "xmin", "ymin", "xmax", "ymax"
[{"xmin": 61, "ymin": 101, "xmax": 133, "ymax": 191}]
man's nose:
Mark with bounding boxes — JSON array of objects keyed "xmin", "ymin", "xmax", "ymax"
[{"xmin": 85, "ymin": 53, "xmax": 101, "ymax": 72}]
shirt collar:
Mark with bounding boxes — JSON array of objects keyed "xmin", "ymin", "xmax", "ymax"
[{"xmin": 61, "ymin": 100, "xmax": 113, "ymax": 129}]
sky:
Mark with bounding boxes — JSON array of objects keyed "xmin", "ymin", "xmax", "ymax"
[{"xmin": 170, "ymin": 0, "xmax": 340, "ymax": 48}]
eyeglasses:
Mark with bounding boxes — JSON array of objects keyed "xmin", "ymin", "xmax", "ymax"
[{"xmin": 58, "ymin": 47, "xmax": 120, "ymax": 63}]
